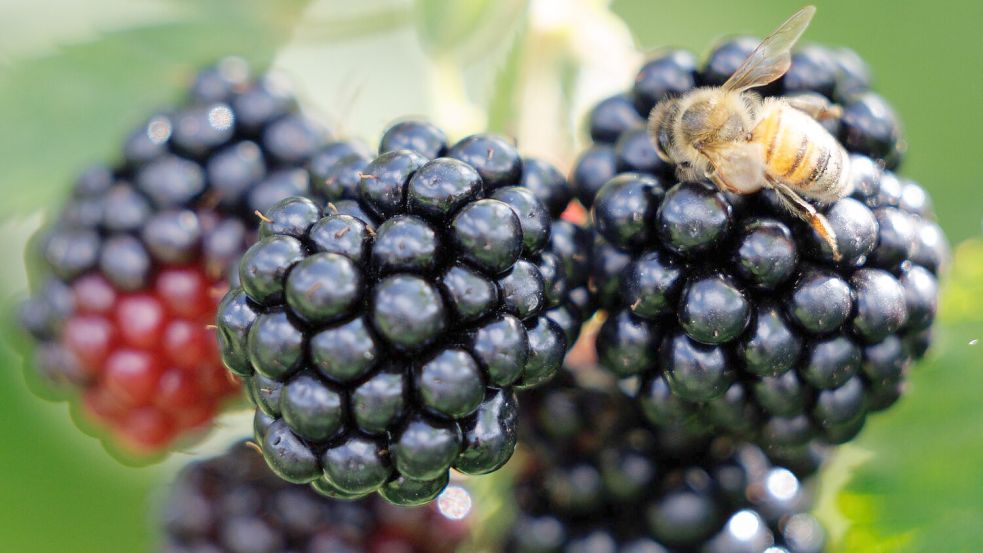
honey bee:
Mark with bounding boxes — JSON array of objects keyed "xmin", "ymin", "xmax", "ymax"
[{"xmin": 648, "ymin": 5, "xmax": 850, "ymax": 259}]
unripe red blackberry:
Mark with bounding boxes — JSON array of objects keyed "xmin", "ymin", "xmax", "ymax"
[
  {"xmin": 577, "ymin": 42, "xmax": 947, "ymax": 453},
  {"xmin": 160, "ymin": 441, "xmax": 468, "ymax": 553},
  {"xmin": 18, "ymin": 58, "xmax": 332, "ymax": 457},
  {"xmin": 218, "ymin": 120, "xmax": 584, "ymax": 504}
]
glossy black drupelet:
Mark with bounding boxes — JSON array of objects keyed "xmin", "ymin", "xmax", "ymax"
[
  {"xmin": 218, "ymin": 121, "xmax": 583, "ymax": 504},
  {"xmin": 505, "ymin": 380, "xmax": 826, "ymax": 553},
  {"xmin": 160, "ymin": 441, "xmax": 467, "ymax": 553},
  {"xmin": 579, "ymin": 45, "xmax": 948, "ymax": 454}
]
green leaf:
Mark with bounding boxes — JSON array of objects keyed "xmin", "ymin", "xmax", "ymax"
[
  {"xmin": 287, "ymin": 2, "xmax": 413, "ymax": 43},
  {"xmin": 823, "ymin": 239, "xmax": 983, "ymax": 552},
  {"xmin": 486, "ymin": 19, "xmax": 529, "ymax": 134},
  {"xmin": 414, "ymin": 0, "xmax": 497, "ymax": 52},
  {"xmin": 0, "ymin": 0, "xmax": 310, "ymax": 222},
  {"xmin": 414, "ymin": 0, "xmax": 528, "ymax": 62}
]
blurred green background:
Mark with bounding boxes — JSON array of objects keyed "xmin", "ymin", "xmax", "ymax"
[{"xmin": 0, "ymin": 1, "xmax": 980, "ymax": 551}]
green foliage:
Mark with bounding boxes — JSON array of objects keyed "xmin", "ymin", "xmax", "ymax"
[
  {"xmin": 287, "ymin": 2, "xmax": 412, "ymax": 42},
  {"xmin": 457, "ymin": 461, "xmax": 519, "ymax": 553},
  {"xmin": 0, "ymin": 0, "xmax": 309, "ymax": 222},
  {"xmin": 414, "ymin": 0, "xmax": 527, "ymax": 61},
  {"xmin": 486, "ymin": 19, "xmax": 529, "ymax": 134}
]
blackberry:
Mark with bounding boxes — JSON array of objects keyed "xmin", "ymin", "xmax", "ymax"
[
  {"xmin": 160, "ymin": 441, "xmax": 468, "ymax": 553},
  {"xmin": 218, "ymin": 120, "xmax": 585, "ymax": 503},
  {"xmin": 505, "ymin": 379, "xmax": 826, "ymax": 552},
  {"xmin": 570, "ymin": 145, "xmax": 617, "ymax": 209},
  {"xmin": 577, "ymin": 44, "xmax": 947, "ymax": 452},
  {"xmin": 18, "ymin": 58, "xmax": 331, "ymax": 457}
]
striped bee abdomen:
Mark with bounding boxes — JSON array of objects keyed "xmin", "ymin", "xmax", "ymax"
[{"xmin": 753, "ymin": 103, "xmax": 849, "ymax": 202}]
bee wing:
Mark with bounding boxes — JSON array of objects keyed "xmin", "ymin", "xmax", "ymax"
[{"xmin": 722, "ymin": 6, "xmax": 816, "ymax": 92}]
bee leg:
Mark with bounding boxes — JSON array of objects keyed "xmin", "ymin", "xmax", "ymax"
[
  {"xmin": 701, "ymin": 144, "xmax": 767, "ymax": 194},
  {"xmin": 786, "ymin": 93, "xmax": 842, "ymax": 121},
  {"xmin": 707, "ymin": 168, "xmax": 739, "ymax": 193},
  {"xmin": 766, "ymin": 177, "xmax": 842, "ymax": 261}
]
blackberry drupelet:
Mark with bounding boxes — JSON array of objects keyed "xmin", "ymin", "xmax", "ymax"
[
  {"xmin": 505, "ymin": 379, "xmax": 826, "ymax": 552},
  {"xmin": 218, "ymin": 120, "xmax": 584, "ymax": 504},
  {"xmin": 18, "ymin": 57, "xmax": 332, "ymax": 456},
  {"xmin": 577, "ymin": 43, "xmax": 947, "ymax": 453},
  {"xmin": 160, "ymin": 441, "xmax": 468, "ymax": 553}
]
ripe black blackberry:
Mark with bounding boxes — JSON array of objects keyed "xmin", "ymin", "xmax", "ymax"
[
  {"xmin": 218, "ymin": 120, "xmax": 585, "ymax": 504},
  {"xmin": 505, "ymin": 379, "xmax": 826, "ymax": 552},
  {"xmin": 575, "ymin": 43, "xmax": 947, "ymax": 453},
  {"xmin": 160, "ymin": 441, "xmax": 468, "ymax": 553},
  {"xmin": 17, "ymin": 57, "xmax": 335, "ymax": 456}
]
